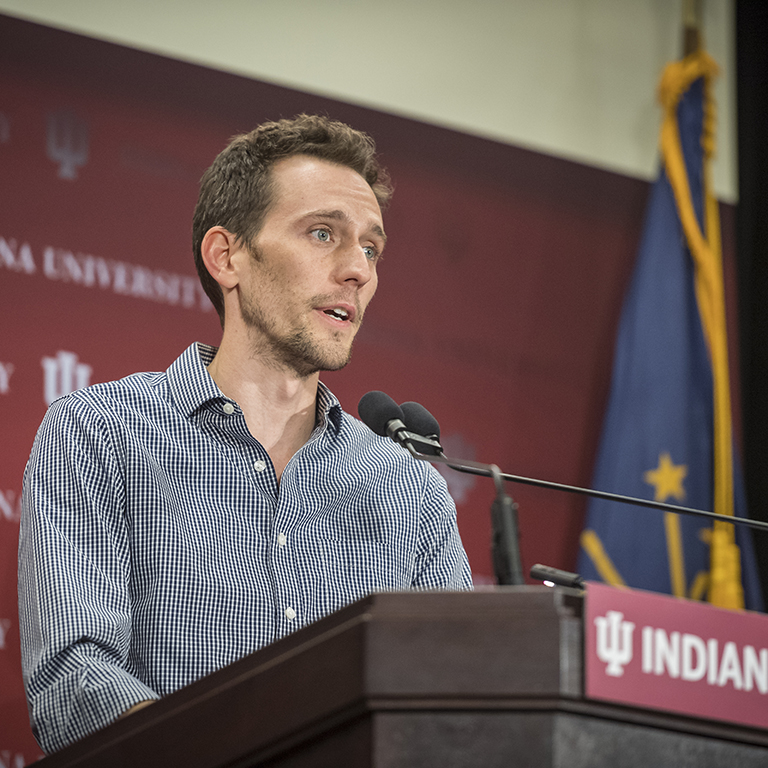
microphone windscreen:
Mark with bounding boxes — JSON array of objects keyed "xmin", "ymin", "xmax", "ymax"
[
  {"xmin": 400, "ymin": 401, "xmax": 441, "ymax": 440},
  {"xmin": 358, "ymin": 391, "xmax": 404, "ymax": 436}
]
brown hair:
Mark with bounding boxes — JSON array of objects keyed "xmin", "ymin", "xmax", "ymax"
[{"xmin": 192, "ymin": 114, "xmax": 392, "ymax": 324}]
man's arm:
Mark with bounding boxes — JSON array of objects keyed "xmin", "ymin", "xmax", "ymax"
[
  {"xmin": 412, "ymin": 464, "xmax": 473, "ymax": 590},
  {"xmin": 18, "ymin": 395, "xmax": 159, "ymax": 754}
]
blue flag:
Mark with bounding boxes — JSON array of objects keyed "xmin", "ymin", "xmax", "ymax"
[{"xmin": 577, "ymin": 52, "xmax": 763, "ymax": 612}]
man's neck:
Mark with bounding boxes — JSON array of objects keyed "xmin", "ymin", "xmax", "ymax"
[{"xmin": 207, "ymin": 333, "xmax": 320, "ymax": 481}]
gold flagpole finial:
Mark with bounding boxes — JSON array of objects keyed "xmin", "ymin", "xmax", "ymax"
[{"xmin": 683, "ymin": 0, "xmax": 703, "ymax": 55}]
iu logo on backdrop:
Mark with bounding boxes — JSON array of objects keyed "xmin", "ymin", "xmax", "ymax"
[
  {"xmin": 0, "ymin": 751, "xmax": 27, "ymax": 768},
  {"xmin": 0, "ymin": 490, "xmax": 21, "ymax": 523},
  {"xmin": 41, "ymin": 350, "xmax": 92, "ymax": 406},
  {"xmin": 46, "ymin": 110, "xmax": 89, "ymax": 180},
  {"xmin": 0, "ymin": 361, "xmax": 13, "ymax": 394},
  {"xmin": 0, "ymin": 618, "xmax": 10, "ymax": 651}
]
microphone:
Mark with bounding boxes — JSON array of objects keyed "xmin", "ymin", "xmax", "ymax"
[
  {"xmin": 358, "ymin": 392, "xmax": 443, "ymax": 455},
  {"xmin": 357, "ymin": 390, "xmax": 409, "ymax": 443},
  {"xmin": 400, "ymin": 401, "xmax": 440, "ymax": 440},
  {"xmin": 400, "ymin": 402, "xmax": 442, "ymax": 456}
]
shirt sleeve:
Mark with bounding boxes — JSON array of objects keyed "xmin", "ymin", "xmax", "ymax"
[
  {"xmin": 412, "ymin": 464, "xmax": 474, "ymax": 590},
  {"xmin": 18, "ymin": 394, "xmax": 159, "ymax": 754}
]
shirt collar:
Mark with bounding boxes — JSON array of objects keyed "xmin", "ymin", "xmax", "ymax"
[
  {"xmin": 316, "ymin": 379, "xmax": 343, "ymax": 434},
  {"xmin": 167, "ymin": 342, "xmax": 344, "ymax": 433},
  {"xmin": 167, "ymin": 343, "xmax": 224, "ymax": 417}
]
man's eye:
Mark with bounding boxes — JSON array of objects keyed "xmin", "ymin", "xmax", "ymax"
[
  {"xmin": 312, "ymin": 229, "xmax": 331, "ymax": 242},
  {"xmin": 363, "ymin": 246, "xmax": 379, "ymax": 261}
]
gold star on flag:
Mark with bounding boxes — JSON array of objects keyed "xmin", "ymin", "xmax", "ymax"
[{"xmin": 643, "ymin": 452, "xmax": 688, "ymax": 502}]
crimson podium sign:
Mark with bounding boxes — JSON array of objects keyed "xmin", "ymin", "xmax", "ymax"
[{"xmin": 586, "ymin": 582, "xmax": 768, "ymax": 730}]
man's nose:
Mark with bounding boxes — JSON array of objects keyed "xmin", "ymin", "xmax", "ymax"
[{"xmin": 335, "ymin": 242, "xmax": 375, "ymax": 285}]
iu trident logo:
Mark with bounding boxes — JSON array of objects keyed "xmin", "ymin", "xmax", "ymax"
[
  {"xmin": 47, "ymin": 111, "xmax": 89, "ymax": 180},
  {"xmin": 41, "ymin": 351, "xmax": 92, "ymax": 405},
  {"xmin": 594, "ymin": 610, "xmax": 635, "ymax": 677}
]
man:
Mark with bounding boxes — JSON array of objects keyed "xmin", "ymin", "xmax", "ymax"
[{"xmin": 18, "ymin": 114, "xmax": 472, "ymax": 754}]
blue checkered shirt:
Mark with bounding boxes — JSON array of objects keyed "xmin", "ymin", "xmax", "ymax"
[{"xmin": 18, "ymin": 342, "xmax": 472, "ymax": 753}]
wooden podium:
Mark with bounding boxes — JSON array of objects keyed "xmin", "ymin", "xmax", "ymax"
[{"xmin": 36, "ymin": 588, "xmax": 768, "ymax": 767}]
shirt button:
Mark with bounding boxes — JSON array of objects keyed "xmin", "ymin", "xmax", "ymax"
[
  {"xmin": 285, "ymin": 607, "xmax": 296, "ymax": 621},
  {"xmin": 277, "ymin": 533, "xmax": 287, "ymax": 547},
  {"xmin": 254, "ymin": 460, "xmax": 267, "ymax": 472},
  {"xmin": 222, "ymin": 403, "xmax": 235, "ymax": 415}
]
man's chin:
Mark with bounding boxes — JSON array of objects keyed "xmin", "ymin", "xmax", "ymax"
[
  {"xmin": 313, "ymin": 346, "xmax": 355, "ymax": 374},
  {"xmin": 284, "ymin": 343, "xmax": 354, "ymax": 378}
]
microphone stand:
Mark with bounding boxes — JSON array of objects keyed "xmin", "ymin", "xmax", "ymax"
[
  {"xmin": 489, "ymin": 464, "xmax": 525, "ymax": 586},
  {"xmin": 399, "ymin": 436, "xmax": 768, "ymax": 534}
]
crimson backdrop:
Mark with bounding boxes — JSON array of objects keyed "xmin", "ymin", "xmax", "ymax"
[{"xmin": 0, "ymin": 14, "xmax": 740, "ymax": 762}]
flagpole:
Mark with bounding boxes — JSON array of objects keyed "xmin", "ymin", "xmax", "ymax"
[
  {"xmin": 682, "ymin": 0, "xmax": 702, "ymax": 56},
  {"xmin": 674, "ymin": 0, "xmax": 745, "ymax": 609}
]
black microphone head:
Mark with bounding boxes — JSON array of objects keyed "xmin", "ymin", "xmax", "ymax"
[
  {"xmin": 400, "ymin": 401, "xmax": 441, "ymax": 440},
  {"xmin": 358, "ymin": 391, "xmax": 404, "ymax": 437},
  {"xmin": 400, "ymin": 401, "xmax": 442, "ymax": 456}
]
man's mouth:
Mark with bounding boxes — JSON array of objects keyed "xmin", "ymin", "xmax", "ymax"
[
  {"xmin": 324, "ymin": 307, "xmax": 349, "ymax": 321},
  {"xmin": 318, "ymin": 303, "xmax": 356, "ymax": 323}
]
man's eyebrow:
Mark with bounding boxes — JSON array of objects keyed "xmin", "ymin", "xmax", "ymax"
[
  {"xmin": 371, "ymin": 224, "xmax": 387, "ymax": 243},
  {"xmin": 307, "ymin": 209, "xmax": 387, "ymax": 243}
]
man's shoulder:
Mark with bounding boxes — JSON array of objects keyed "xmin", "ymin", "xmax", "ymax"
[
  {"xmin": 49, "ymin": 342, "xmax": 205, "ymax": 417},
  {"xmin": 57, "ymin": 369, "xmax": 168, "ymax": 411},
  {"xmin": 37, "ymin": 368, "xmax": 177, "ymax": 442}
]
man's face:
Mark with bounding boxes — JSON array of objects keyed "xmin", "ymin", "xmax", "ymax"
[{"xmin": 238, "ymin": 154, "xmax": 385, "ymax": 377}]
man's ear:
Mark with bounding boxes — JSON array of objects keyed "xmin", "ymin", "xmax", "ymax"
[{"xmin": 201, "ymin": 227, "xmax": 241, "ymax": 289}]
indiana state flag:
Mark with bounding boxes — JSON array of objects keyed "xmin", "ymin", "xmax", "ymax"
[{"xmin": 577, "ymin": 50, "xmax": 763, "ymax": 612}]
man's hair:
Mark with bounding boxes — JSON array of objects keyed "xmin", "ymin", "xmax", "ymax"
[{"xmin": 192, "ymin": 114, "xmax": 393, "ymax": 324}]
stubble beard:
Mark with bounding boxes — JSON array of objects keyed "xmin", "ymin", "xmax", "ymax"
[
  {"xmin": 239, "ymin": 240, "xmax": 363, "ymax": 377},
  {"xmin": 240, "ymin": 289, "xmax": 358, "ymax": 378}
]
